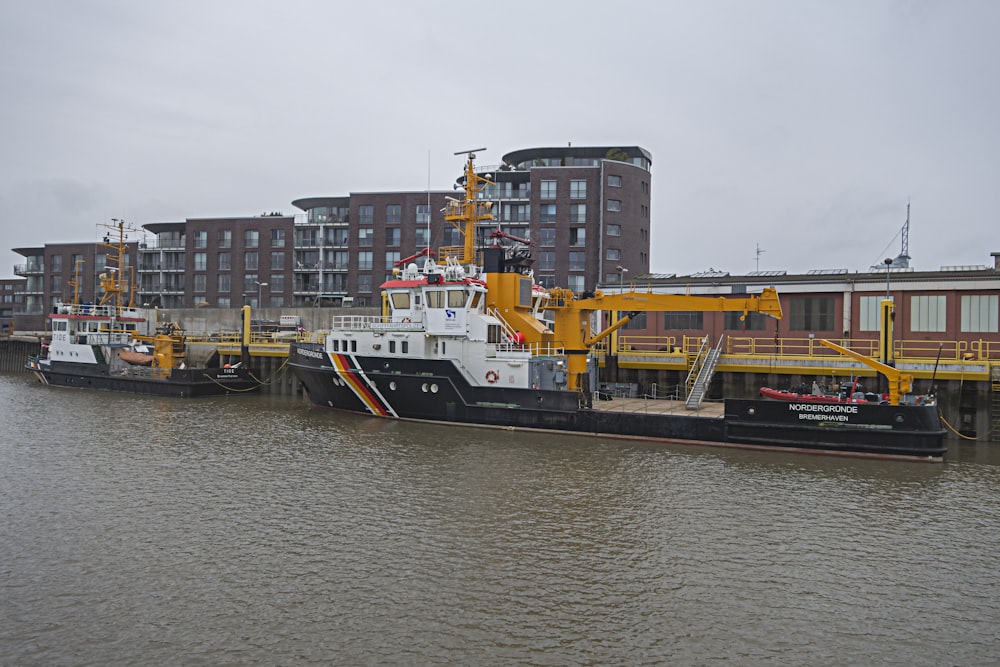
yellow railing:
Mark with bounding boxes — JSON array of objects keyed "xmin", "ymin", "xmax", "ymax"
[{"xmin": 618, "ymin": 334, "xmax": 1000, "ymax": 361}]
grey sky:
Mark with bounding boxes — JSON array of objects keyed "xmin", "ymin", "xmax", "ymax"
[{"xmin": 1, "ymin": 0, "xmax": 997, "ymax": 279}]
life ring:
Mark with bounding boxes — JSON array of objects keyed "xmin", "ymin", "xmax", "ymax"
[
  {"xmin": 401, "ymin": 317, "xmax": 411, "ymax": 323},
  {"xmin": 485, "ymin": 370, "xmax": 499, "ymax": 384}
]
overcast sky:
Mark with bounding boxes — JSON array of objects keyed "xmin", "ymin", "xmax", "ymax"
[{"xmin": 1, "ymin": 0, "xmax": 997, "ymax": 279}]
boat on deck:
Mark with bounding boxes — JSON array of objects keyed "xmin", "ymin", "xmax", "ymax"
[
  {"xmin": 289, "ymin": 150, "xmax": 946, "ymax": 460},
  {"xmin": 25, "ymin": 219, "xmax": 261, "ymax": 398},
  {"xmin": 759, "ymin": 385, "xmax": 872, "ymax": 404}
]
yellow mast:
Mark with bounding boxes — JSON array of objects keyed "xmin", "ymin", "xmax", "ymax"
[
  {"xmin": 96, "ymin": 218, "xmax": 137, "ymax": 309},
  {"xmin": 443, "ymin": 148, "xmax": 494, "ymax": 264}
]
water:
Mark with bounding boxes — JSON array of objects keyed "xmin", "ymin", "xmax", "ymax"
[{"xmin": 2, "ymin": 373, "xmax": 998, "ymax": 666}]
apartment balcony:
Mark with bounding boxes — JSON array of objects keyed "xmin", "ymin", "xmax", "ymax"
[{"xmin": 13, "ymin": 264, "xmax": 44, "ymax": 276}]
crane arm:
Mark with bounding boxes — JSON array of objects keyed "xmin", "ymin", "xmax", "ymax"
[
  {"xmin": 819, "ymin": 339, "xmax": 912, "ymax": 405},
  {"xmin": 557, "ymin": 286, "xmax": 783, "ymax": 320}
]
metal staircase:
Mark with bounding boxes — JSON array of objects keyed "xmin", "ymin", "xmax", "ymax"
[{"xmin": 686, "ymin": 335, "xmax": 724, "ymax": 410}]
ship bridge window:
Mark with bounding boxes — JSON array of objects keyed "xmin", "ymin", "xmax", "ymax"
[
  {"xmin": 488, "ymin": 324, "xmax": 503, "ymax": 344},
  {"xmin": 470, "ymin": 292, "xmax": 483, "ymax": 309},
  {"xmin": 447, "ymin": 289, "xmax": 466, "ymax": 308},
  {"xmin": 390, "ymin": 292, "xmax": 411, "ymax": 309},
  {"xmin": 426, "ymin": 290, "xmax": 445, "ymax": 308}
]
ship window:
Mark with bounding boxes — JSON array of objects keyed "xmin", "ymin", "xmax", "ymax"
[
  {"xmin": 447, "ymin": 289, "xmax": 466, "ymax": 308},
  {"xmin": 488, "ymin": 324, "xmax": 503, "ymax": 343},
  {"xmin": 470, "ymin": 292, "xmax": 482, "ymax": 309},
  {"xmin": 351, "ymin": 340, "xmax": 357, "ymax": 352},
  {"xmin": 401, "ymin": 341, "xmax": 408, "ymax": 353},
  {"xmin": 389, "ymin": 341, "xmax": 396, "ymax": 353},
  {"xmin": 426, "ymin": 290, "xmax": 445, "ymax": 308},
  {"xmin": 390, "ymin": 292, "xmax": 410, "ymax": 309}
]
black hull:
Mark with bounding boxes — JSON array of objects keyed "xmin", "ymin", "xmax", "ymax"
[
  {"xmin": 290, "ymin": 345, "xmax": 947, "ymax": 460},
  {"xmin": 28, "ymin": 359, "xmax": 261, "ymax": 398}
]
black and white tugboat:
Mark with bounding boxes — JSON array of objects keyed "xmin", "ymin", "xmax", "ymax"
[
  {"xmin": 290, "ymin": 150, "xmax": 946, "ymax": 460},
  {"xmin": 25, "ymin": 219, "xmax": 261, "ymax": 397}
]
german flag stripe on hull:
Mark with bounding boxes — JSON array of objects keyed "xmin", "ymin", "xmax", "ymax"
[{"xmin": 331, "ymin": 353, "xmax": 397, "ymax": 417}]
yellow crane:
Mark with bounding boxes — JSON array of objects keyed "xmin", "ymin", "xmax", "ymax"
[{"xmin": 819, "ymin": 338, "xmax": 912, "ymax": 406}]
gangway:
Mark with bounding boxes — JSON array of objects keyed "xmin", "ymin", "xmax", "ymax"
[{"xmin": 686, "ymin": 335, "xmax": 724, "ymax": 409}]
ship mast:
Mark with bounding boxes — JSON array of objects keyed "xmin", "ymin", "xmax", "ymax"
[
  {"xmin": 97, "ymin": 218, "xmax": 137, "ymax": 310},
  {"xmin": 444, "ymin": 148, "xmax": 495, "ymax": 265}
]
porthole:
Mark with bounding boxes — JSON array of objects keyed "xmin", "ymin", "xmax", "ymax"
[
  {"xmin": 430, "ymin": 384, "xmax": 439, "ymax": 393},
  {"xmin": 389, "ymin": 381, "xmax": 397, "ymax": 391},
  {"xmin": 421, "ymin": 383, "xmax": 429, "ymax": 392},
  {"xmin": 747, "ymin": 406, "xmax": 755, "ymax": 415}
]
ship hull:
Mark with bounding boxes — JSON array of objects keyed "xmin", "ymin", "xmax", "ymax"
[
  {"xmin": 290, "ymin": 344, "xmax": 947, "ymax": 460},
  {"xmin": 27, "ymin": 358, "xmax": 260, "ymax": 398}
]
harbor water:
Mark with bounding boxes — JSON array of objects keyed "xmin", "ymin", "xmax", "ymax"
[{"xmin": 2, "ymin": 373, "xmax": 998, "ymax": 665}]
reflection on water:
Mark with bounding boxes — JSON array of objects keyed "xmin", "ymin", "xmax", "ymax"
[{"xmin": 1, "ymin": 374, "xmax": 998, "ymax": 665}]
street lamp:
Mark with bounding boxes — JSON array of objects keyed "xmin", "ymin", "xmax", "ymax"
[
  {"xmin": 883, "ymin": 258, "xmax": 893, "ymax": 297},
  {"xmin": 255, "ymin": 280, "xmax": 268, "ymax": 308},
  {"xmin": 617, "ymin": 265, "xmax": 628, "ymax": 287}
]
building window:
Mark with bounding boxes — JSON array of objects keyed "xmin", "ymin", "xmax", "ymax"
[
  {"xmin": 608, "ymin": 175, "xmax": 622, "ymax": 188},
  {"xmin": 416, "ymin": 204, "xmax": 430, "ymax": 225},
  {"xmin": 607, "ymin": 224, "xmax": 621, "ymax": 237},
  {"xmin": 569, "ymin": 251, "xmax": 586, "ymax": 271},
  {"xmin": 193, "ymin": 231, "xmax": 207, "ymax": 249},
  {"xmin": 270, "ymin": 274, "xmax": 284, "ymax": 291},
  {"xmin": 569, "ymin": 180, "xmax": 586, "ymax": 199},
  {"xmin": 725, "ymin": 311, "xmax": 769, "ymax": 331},
  {"xmin": 271, "ymin": 229, "xmax": 285, "ymax": 248},
  {"xmin": 193, "ymin": 252, "xmax": 207, "ymax": 271},
  {"xmin": 606, "ymin": 248, "xmax": 621, "ymax": 261},
  {"xmin": 539, "ymin": 229, "xmax": 556, "ymax": 247},
  {"xmin": 218, "ymin": 274, "xmax": 231, "ymax": 292},
  {"xmin": 358, "ymin": 275, "xmax": 373, "ymax": 293},
  {"xmin": 386, "ymin": 205, "xmax": 401, "ymax": 224},
  {"xmin": 961, "ymin": 294, "xmax": 999, "ymax": 332},
  {"xmin": 385, "ymin": 251, "xmax": 400, "ymax": 269},
  {"xmin": 193, "ymin": 274, "xmax": 206, "ymax": 293},
  {"xmin": 333, "ymin": 251, "xmax": 349, "ymax": 270},
  {"xmin": 507, "ymin": 204, "xmax": 530, "ymax": 222},
  {"xmin": 607, "ymin": 199, "xmax": 622, "ymax": 212},
  {"xmin": 569, "ymin": 228, "xmax": 586, "ymax": 246},
  {"xmin": 540, "ymin": 204, "xmax": 557, "ymax": 223},
  {"xmin": 569, "ymin": 204, "xmax": 586, "ymax": 223},
  {"xmin": 386, "ymin": 228, "xmax": 400, "ymax": 247},
  {"xmin": 218, "ymin": 252, "xmax": 231, "ymax": 270},
  {"xmin": 415, "ymin": 228, "xmax": 430, "ymax": 248},
  {"xmin": 910, "ymin": 295, "xmax": 946, "ymax": 332},
  {"xmin": 540, "ymin": 180, "xmax": 557, "ymax": 199},
  {"xmin": 443, "ymin": 227, "xmax": 461, "ymax": 246},
  {"xmin": 789, "ymin": 297, "xmax": 836, "ymax": 331},
  {"xmin": 358, "ymin": 205, "xmax": 374, "ymax": 225},
  {"xmin": 243, "ymin": 274, "xmax": 258, "ymax": 292},
  {"xmin": 271, "ymin": 252, "xmax": 285, "ymax": 270},
  {"xmin": 623, "ymin": 312, "xmax": 647, "ymax": 330},
  {"xmin": 244, "ymin": 230, "xmax": 259, "ymax": 248},
  {"xmin": 359, "ymin": 228, "xmax": 374, "ymax": 247},
  {"xmin": 218, "ymin": 230, "xmax": 231, "ymax": 248},
  {"xmin": 859, "ymin": 296, "xmax": 892, "ymax": 331},
  {"xmin": 539, "ymin": 252, "xmax": 555, "ymax": 271},
  {"xmin": 664, "ymin": 312, "xmax": 704, "ymax": 329},
  {"xmin": 245, "ymin": 251, "xmax": 258, "ymax": 270},
  {"xmin": 217, "ymin": 296, "xmax": 230, "ymax": 308},
  {"xmin": 357, "ymin": 251, "xmax": 373, "ymax": 270},
  {"xmin": 567, "ymin": 275, "xmax": 585, "ymax": 292}
]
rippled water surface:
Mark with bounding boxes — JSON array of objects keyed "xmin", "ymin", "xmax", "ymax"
[{"xmin": 2, "ymin": 373, "xmax": 999, "ymax": 665}]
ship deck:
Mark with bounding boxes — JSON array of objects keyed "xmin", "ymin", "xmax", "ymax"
[{"xmin": 591, "ymin": 396, "xmax": 726, "ymax": 418}]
